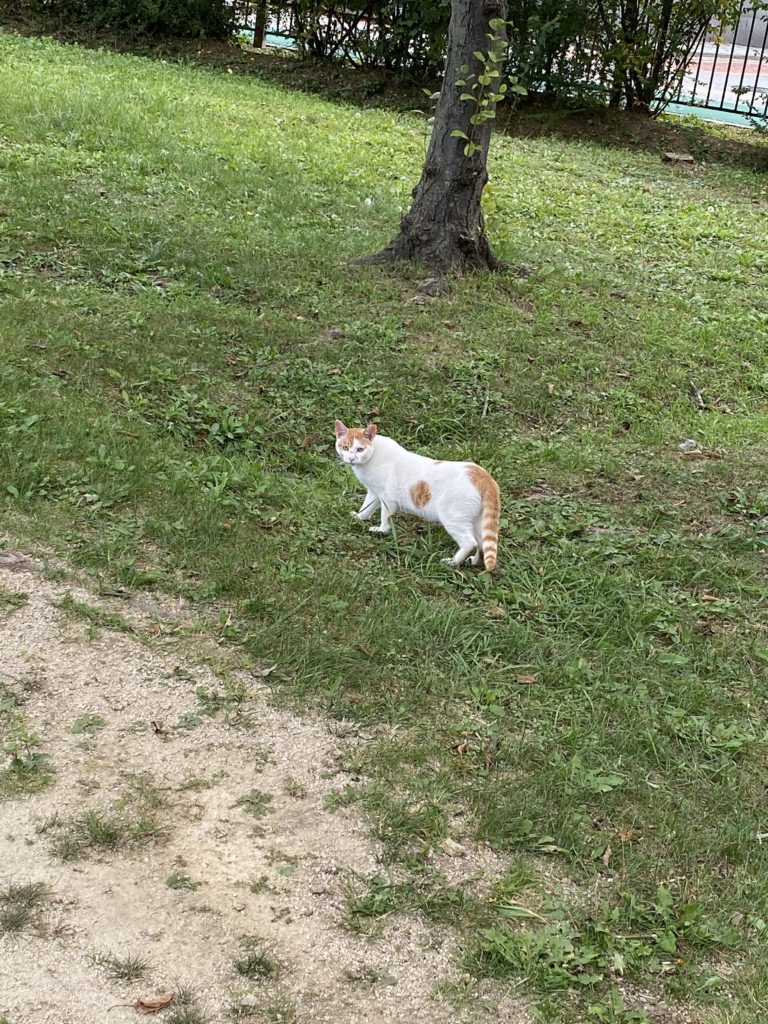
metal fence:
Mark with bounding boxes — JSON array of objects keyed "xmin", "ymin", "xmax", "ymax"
[
  {"xmin": 660, "ymin": 4, "xmax": 768, "ymax": 120},
  {"xmin": 231, "ymin": 1, "xmax": 295, "ymax": 49},
  {"xmin": 229, "ymin": 3, "xmax": 768, "ymax": 123}
]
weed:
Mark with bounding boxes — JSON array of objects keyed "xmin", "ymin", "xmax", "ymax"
[
  {"xmin": 282, "ymin": 777, "xmax": 307, "ymax": 798},
  {"xmin": 0, "ymin": 587, "xmax": 28, "ymax": 614},
  {"xmin": 0, "ymin": 880, "xmax": 51, "ymax": 934},
  {"xmin": 344, "ymin": 871, "xmax": 476, "ymax": 928},
  {"xmin": 47, "ymin": 774, "xmax": 167, "ymax": 859},
  {"xmin": 56, "ymin": 593, "xmax": 135, "ymax": 639},
  {"xmin": 167, "ymin": 989, "xmax": 207, "ymax": 1024},
  {"xmin": 166, "ymin": 871, "xmax": 202, "ymax": 891},
  {"xmin": 249, "ymin": 875, "xmax": 272, "ymax": 895},
  {"xmin": 234, "ymin": 937, "xmax": 280, "ymax": 980},
  {"xmin": 0, "ymin": 685, "xmax": 53, "ymax": 799},
  {"xmin": 229, "ymin": 992, "xmax": 299, "ymax": 1023},
  {"xmin": 195, "ymin": 680, "xmax": 248, "ymax": 719},
  {"xmin": 70, "ymin": 713, "xmax": 106, "ymax": 734},
  {"xmin": 90, "ymin": 950, "xmax": 149, "ymax": 981},
  {"xmin": 234, "ymin": 789, "xmax": 273, "ymax": 820}
]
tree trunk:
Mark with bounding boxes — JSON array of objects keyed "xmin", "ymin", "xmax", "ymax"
[
  {"xmin": 367, "ymin": 0, "xmax": 509, "ymax": 273},
  {"xmin": 252, "ymin": 1, "xmax": 268, "ymax": 48}
]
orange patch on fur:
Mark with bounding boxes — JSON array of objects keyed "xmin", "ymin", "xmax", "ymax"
[
  {"xmin": 410, "ymin": 480, "xmax": 432, "ymax": 508},
  {"xmin": 345, "ymin": 429, "xmax": 369, "ymax": 444},
  {"xmin": 338, "ymin": 427, "xmax": 373, "ymax": 450}
]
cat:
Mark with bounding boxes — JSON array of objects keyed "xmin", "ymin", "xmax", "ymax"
[{"xmin": 334, "ymin": 421, "xmax": 500, "ymax": 570}]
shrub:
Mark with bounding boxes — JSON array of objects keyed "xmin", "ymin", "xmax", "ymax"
[{"xmin": 14, "ymin": 0, "xmax": 232, "ymax": 38}]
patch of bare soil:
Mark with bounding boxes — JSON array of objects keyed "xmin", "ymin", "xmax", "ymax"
[{"xmin": 0, "ymin": 555, "xmax": 530, "ymax": 1024}]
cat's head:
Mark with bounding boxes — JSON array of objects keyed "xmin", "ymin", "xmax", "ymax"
[{"xmin": 334, "ymin": 421, "xmax": 377, "ymax": 465}]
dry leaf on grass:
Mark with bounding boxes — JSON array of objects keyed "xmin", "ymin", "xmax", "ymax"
[
  {"xmin": 516, "ymin": 674, "xmax": 538, "ymax": 684},
  {"xmin": 134, "ymin": 993, "xmax": 175, "ymax": 1014}
]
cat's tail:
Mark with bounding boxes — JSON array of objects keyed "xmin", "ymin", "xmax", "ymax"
[
  {"xmin": 469, "ymin": 465, "xmax": 501, "ymax": 571},
  {"xmin": 481, "ymin": 476, "xmax": 501, "ymax": 571}
]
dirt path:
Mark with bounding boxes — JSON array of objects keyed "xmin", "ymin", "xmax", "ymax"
[{"xmin": 0, "ymin": 553, "xmax": 528, "ymax": 1024}]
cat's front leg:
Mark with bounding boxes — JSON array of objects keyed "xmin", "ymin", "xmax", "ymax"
[
  {"xmin": 351, "ymin": 490, "xmax": 379, "ymax": 522},
  {"xmin": 370, "ymin": 500, "xmax": 396, "ymax": 534}
]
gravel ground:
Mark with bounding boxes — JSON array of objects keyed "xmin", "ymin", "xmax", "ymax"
[{"xmin": 0, "ymin": 552, "xmax": 531, "ymax": 1024}]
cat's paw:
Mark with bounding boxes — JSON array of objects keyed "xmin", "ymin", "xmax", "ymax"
[
  {"xmin": 369, "ymin": 525, "xmax": 389, "ymax": 534},
  {"xmin": 350, "ymin": 511, "xmax": 362, "ymax": 520},
  {"xmin": 441, "ymin": 557, "xmax": 456, "ymax": 565}
]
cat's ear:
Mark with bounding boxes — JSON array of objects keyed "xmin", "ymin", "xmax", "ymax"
[
  {"xmin": 334, "ymin": 420, "xmax": 348, "ymax": 438},
  {"xmin": 363, "ymin": 423, "xmax": 377, "ymax": 441}
]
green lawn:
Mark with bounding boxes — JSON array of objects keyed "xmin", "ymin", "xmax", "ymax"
[{"xmin": 2, "ymin": 29, "xmax": 768, "ymax": 1023}]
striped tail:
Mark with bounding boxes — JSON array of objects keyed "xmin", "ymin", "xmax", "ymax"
[{"xmin": 481, "ymin": 475, "xmax": 501, "ymax": 571}]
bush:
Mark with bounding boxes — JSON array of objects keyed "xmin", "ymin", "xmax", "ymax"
[
  {"xmin": 278, "ymin": 1, "xmax": 450, "ymax": 74},
  {"xmin": 14, "ymin": 0, "xmax": 232, "ymax": 38}
]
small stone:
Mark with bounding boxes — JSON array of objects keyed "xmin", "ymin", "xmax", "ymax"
[
  {"xmin": 663, "ymin": 151, "xmax": 695, "ymax": 164},
  {"xmin": 678, "ymin": 439, "xmax": 701, "ymax": 453},
  {"xmin": 441, "ymin": 838, "xmax": 467, "ymax": 858}
]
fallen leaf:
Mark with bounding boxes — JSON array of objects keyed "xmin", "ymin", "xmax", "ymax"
[
  {"xmin": 254, "ymin": 664, "xmax": 276, "ymax": 677},
  {"xmin": 150, "ymin": 720, "xmax": 166, "ymax": 735},
  {"xmin": 700, "ymin": 594, "xmax": 720, "ymax": 603},
  {"xmin": 134, "ymin": 993, "xmax": 175, "ymax": 1014},
  {"xmin": 601, "ymin": 844, "xmax": 613, "ymax": 866},
  {"xmin": 515, "ymin": 674, "xmax": 538, "ymax": 684},
  {"xmin": 618, "ymin": 828, "xmax": 637, "ymax": 843},
  {"xmin": 454, "ymin": 741, "xmax": 468, "ymax": 756},
  {"xmin": 546, "ymin": 383, "xmax": 555, "ymax": 395},
  {"xmin": 357, "ymin": 645, "xmax": 372, "ymax": 657}
]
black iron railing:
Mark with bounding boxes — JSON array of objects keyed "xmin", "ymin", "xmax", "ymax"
[
  {"xmin": 228, "ymin": 3, "xmax": 768, "ymax": 121},
  {"xmin": 662, "ymin": 4, "xmax": 768, "ymax": 118}
]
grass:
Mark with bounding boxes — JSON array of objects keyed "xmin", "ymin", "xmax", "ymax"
[
  {"xmin": 167, "ymin": 989, "xmax": 208, "ymax": 1024},
  {"xmin": 0, "ymin": 880, "xmax": 51, "ymax": 934},
  {"xmin": 0, "ymin": 682, "xmax": 53, "ymax": 799},
  {"xmin": 0, "ymin": 586, "xmax": 28, "ymax": 615},
  {"xmin": 166, "ymin": 870, "xmax": 202, "ymax": 891},
  {"xmin": 234, "ymin": 788, "xmax": 274, "ymax": 819},
  {"xmin": 41, "ymin": 773, "xmax": 167, "ymax": 859},
  {"xmin": 56, "ymin": 592, "xmax": 136, "ymax": 638},
  {"xmin": 233, "ymin": 937, "xmax": 280, "ymax": 980},
  {"xmin": 1, "ymin": 26, "xmax": 768, "ymax": 1023},
  {"xmin": 90, "ymin": 950, "xmax": 149, "ymax": 981}
]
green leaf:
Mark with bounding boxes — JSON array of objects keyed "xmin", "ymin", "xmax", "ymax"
[
  {"xmin": 511, "ymin": 84, "xmax": 528, "ymax": 95},
  {"xmin": 450, "ymin": 129, "xmax": 469, "ymax": 140},
  {"xmin": 488, "ymin": 18, "xmax": 506, "ymax": 30},
  {"xmin": 473, "ymin": 51, "xmax": 485, "ymax": 61},
  {"xmin": 459, "ymin": 93, "xmax": 475, "ymax": 101}
]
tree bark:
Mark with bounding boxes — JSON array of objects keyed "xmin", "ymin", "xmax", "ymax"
[
  {"xmin": 252, "ymin": 1, "xmax": 268, "ymax": 48},
  {"xmin": 367, "ymin": 0, "xmax": 509, "ymax": 273}
]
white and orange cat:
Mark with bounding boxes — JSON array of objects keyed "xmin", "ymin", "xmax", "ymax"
[{"xmin": 335, "ymin": 421, "xmax": 500, "ymax": 570}]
